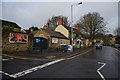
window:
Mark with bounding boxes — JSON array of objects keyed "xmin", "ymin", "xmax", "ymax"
[
  {"xmin": 39, "ymin": 34, "xmax": 44, "ymax": 37},
  {"xmin": 52, "ymin": 38, "xmax": 58, "ymax": 43},
  {"xmin": 60, "ymin": 40, "xmax": 66, "ymax": 45},
  {"xmin": 35, "ymin": 38, "xmax": 40, "ymax": 43}
]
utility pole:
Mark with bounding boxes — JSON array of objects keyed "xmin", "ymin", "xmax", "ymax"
[{"xmin": 71, "ymin": 2, "xmax": 82, "ymax": 51}]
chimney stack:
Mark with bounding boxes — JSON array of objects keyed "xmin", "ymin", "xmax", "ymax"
[
  {"xmin": 43, "ymin": 24, "xmax": 49, "ymax": 29},
  {"xmin": 58, "ymin": 18, "xmax": 63, "ymax": 25},
  {"xmin": 75, "ymin": 26, "xmax": 79, "ymax": 30}
]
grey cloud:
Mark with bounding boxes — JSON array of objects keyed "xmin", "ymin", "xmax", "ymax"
[{"xmin": 1, "ymin": 2, "xmax": 118, "ymax": 34}]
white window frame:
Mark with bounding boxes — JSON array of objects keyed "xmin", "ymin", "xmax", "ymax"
[
  {"xmin": 39, "ymin": 34, "xmax": 44, "ymax": 37},
  {"xmin": 52, "ymin": 38, "xmax": 58, "ymax": 43},
  {"xmin": 60, "ymin": 40, "xmax": 66, "ymax": 45}
]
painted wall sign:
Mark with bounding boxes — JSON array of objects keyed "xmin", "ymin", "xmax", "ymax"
[{"xmin": 9, "ymin": 33, "xmax": 28, "ymax": 43}]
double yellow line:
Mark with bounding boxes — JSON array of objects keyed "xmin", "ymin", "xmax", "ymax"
[
  {"xmin": 2, "ymin": 48, "xmax": 93, "ymax": 61},
  {"xmin": 2, "ymin": 54, "xmax": 57, "ymax": 61},
  {"xmin": 65, "ymin": 48, "xmax": 93, "ymax": 60}
]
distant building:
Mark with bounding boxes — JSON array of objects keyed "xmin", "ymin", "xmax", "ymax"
[{"xmin": 109, "ymin": 36, "xmax": 116, "ymax": 44}]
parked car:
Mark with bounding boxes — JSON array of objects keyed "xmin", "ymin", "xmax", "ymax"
[
  {"xmin": 95, "ymin": 43, "xmax": 103, "ymax": 49},
  {"xmin": 103, "ymin": 43, "xmax": 110, "ymax": 46},
  {"xmin": 114, "ymin": 44, "xmax": 120, "ymax": 48}
]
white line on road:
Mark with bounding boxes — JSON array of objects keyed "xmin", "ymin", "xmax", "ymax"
[
  {"xmin": 1, "ymin": 48, "xmax": 92, "ymax": 78},
  {"xmin": 97, "ymin": 62, "xmax": 106, "ymax": 80},
  {"xmin": 0, "ymin": 71, "xmax": 16, "ymax": 78},
  {"xmin": 115, "ymin": 48, "xmax": 120, "ymax": 53},
  {"xmin": 0, "ymin": 59, "xmax": 64, "ymax": 78},
  {"xmin": 1, "ymin": 58, "xmax": 14, "ymax": 61}
]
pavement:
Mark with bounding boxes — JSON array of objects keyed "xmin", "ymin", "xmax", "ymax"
[{"xmin": 2, "ymin": 47, "xmax": 92, "ymax": 60}]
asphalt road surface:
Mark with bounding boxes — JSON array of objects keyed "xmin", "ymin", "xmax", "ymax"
[{"xmin": 1, "ymin": 46, "xmax": 120, "ymax": 79}]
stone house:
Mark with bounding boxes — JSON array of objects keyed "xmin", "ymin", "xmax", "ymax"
[
  {"xmin": 80, "ymin": 33, "xmax": 92, "ymax": 47},
  {"xmin": 30, "ymin": 27, "xmax": 70, "ymax": 48},
  {"xmin": 109, "ymin": 36, "xmax": 116, "ymax": 44},
  {"xmin": 30, "ymin": 18, "xmax": 84, "ymax": 49},
  {"xmin": 54, "ymin": 18, "xmax": 83, "ymax": 48},
  {"xmin": 2, "ymin": 20, "xmax": 31, "ymax": 52}
]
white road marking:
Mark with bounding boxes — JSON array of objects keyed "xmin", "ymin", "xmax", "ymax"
[
  {"xmin": 115, "ymin": 48, "xmax": 120, "ymax": 53},
  {"xmin": 0, "ymin": 48, "xmax": 92, "ymax": 78},
  {"xmin": 0, "ymin": 59, "xmax": 64, "ymax": 78},
  {"xmin": 0, "ymin": 71, "xmax": 16, "ymax": 78},
  {"xmin": 2, "ymin": 58, "xmax": 14, "ymax": 61},
  {"xmin": 97, "ymin": 62, "xmax": 106, "ymax": 80}
]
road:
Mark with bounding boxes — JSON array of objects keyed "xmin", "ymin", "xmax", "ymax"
[{"xmin": 1, "ymin": 46, "xmax": 120, "ymax": 79}]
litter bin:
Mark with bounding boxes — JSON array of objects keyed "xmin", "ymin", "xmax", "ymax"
[
  {"xmin": 65, "ymin": 45, "xmax": 69, "ymax": 52},
  {"xmin": 61, "ymin": 45, "xmax": 68, "ymax": 52}
]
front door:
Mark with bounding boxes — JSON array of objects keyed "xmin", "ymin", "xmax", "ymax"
[{"xmin": 33, "ymin": 37, "xmax": 48, "ymax": 50}]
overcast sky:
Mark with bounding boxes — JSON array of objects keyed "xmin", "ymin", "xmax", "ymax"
[{"xmin": 1, "ymin": 2, "xmax": 118, "ymax": 34}]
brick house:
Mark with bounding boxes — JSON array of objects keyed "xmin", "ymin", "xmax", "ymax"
[{"xmin": 1, "ymin": 20, "xmax": 31, "ymax": 52}]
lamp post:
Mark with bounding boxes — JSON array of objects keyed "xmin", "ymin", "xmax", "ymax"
[{"xmin": 71, "ymin": 2, "xmax": 82, "ymax": 51}]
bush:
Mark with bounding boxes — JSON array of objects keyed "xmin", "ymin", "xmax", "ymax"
[{"xmin": 2, "ymin": 26, "xmax": 14, "ymax": 32}]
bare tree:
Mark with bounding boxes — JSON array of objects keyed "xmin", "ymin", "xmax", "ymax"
[
  {"xmin": 115, "ymin": 27, "xmax": 120, "ymax": 36},
  {"xmin": 29, "ymin": 26, "xmax": 39, "ymax": 32},
  {"xmin": 47, "ymin": 15, "xmax": 69, "ymax": 27},
  {"xmin": 76, "ymin": 12, "xmax": 107, "ymax": 41},
  {"xmin": 115, "ymin": 26, "xmax": 120, "ymax": 44}
]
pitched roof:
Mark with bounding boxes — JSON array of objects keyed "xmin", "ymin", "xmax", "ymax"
[
  {"xmin": 30, "ymin": 31, "xmax": 38, "ymax": 35},
  {"xmin": 1, "ymin": 19, "xmax": 21, "ymax": 29},
  {"xmin": 42, "ymin": 27, "xmax": 68, "ymax": 39},
  {"xmin": 23, "ymin": 29, "xmax": 29, "ymax": 33}
]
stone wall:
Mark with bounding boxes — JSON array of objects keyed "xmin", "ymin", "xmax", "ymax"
[{"xmin": 2, "ymin": 32, "xmax": 31, "ymax": 52}]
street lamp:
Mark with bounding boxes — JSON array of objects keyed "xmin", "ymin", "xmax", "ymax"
[{"xmin": 71, "ymin": 2, "xmax": 82, "ymax": 51}]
